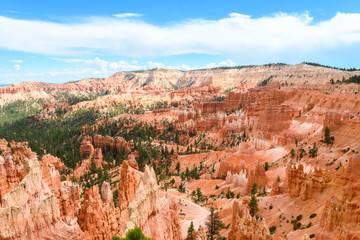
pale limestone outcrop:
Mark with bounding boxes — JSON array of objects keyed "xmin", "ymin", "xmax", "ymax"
[
  {"xmin": 228, "ymin": 201, "xmax": 273, "ymax": 240},
  {"xmin": 0, "ymin": 157, "xmax": 81, "ymax": 240},
  {"xmin": 118, "ymin": 161, "xmax": 141, "ymax": 212},
  {"xmin": 123, "ymin": 165, "xmax": 181, "ymax": 240},
  {"xmin": 124, "ymin": 166, "xmax": 160, "ymax": 231},
  {"xmin": 79, "ymin": 162, "xmax": 181, "ymax": 240},
  {"xmin": 193, "ymin": 225, "xmax": 206, "ymax": 240},
  {"xmin": 226, "ymin": 170, "xmax": 247, "ymax": 187},
  {"xmin": 101, "ymin": 181, "xmax": 113, "ymax": 204},
  {"xmin": 0, "ymin": 155, "xmax": 24, "ymax": 202},
  {"xmin": 40, "ymin": 159, "xmax": 61, "ymax": 196}
]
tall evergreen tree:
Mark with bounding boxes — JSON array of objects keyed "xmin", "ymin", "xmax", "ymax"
[
  {"xmin": 250, "ymin": 183, "xmax": 257, "ymax": 195},
  {"xmin": 206, "ymin": 207, "xmax": 226, "ymax": 240},
  {"xmin": 187, "ymin": 221, "xmax": 195, "ymax": 240},
  {"xmin": 196, "ymin": 188, "xmax": 203, "ymax": 202},
  {"xmin": 324, "ymin": 126, "xmax": 333, "ymax": 144},
  {"xmin": 248, "ymin": 194, "xmax": 259, "ymax": 217}
]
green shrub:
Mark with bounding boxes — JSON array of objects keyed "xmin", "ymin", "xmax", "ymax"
[
  {"xmin": 264, "ymin": 162, "xmax": 270, "ymax": 171},
  {"xmin": 269, "ymin": 226, "xmax": 276, "ymax": 235},
  {"xmin": 226, "ymin": 188, "xmax": 235, "ymax": 199},
  {"xmin": 309, "ymin": 213, "xmax": 317, "ymax": 218},
  {"xmin": 309, "ymin": 234, "xmax": 315, "ymax": 238},
  {"xmin": 116, "ymin": 227, "xmax": 151, "ymax": 240}
]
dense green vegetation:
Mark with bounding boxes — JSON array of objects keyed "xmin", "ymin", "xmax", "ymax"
[
  {"xmin": 0, "ymin": 93, "xmax": 112, "ymax": 170},
  {"xmin": 0, "ymin": 109, "xmax": 100, "ymax": 169},
  {"xmin": 94, "ymin": 118, "xmax": 178, "ymax": 145},
  {"xmin": 53, "ymin": 92, "xmax": 106, "ymax": 105},
  {"xmin": 79, "ymin": 160, "xmax": 112, "ymax": 190},
  {"xmin": 303, "ymin": 62, "xmax": 360, "ymax": 71},
  {"xmin": 0, "ymin": 100, "xmax": 46, "ymax": 125},
  {"xmin": 343, "ymin": 75, "xmax": 360, "ymax": 83},
  {"xmin": 330, "ymin": 75, "xmax": 360, "ymax": 84}
]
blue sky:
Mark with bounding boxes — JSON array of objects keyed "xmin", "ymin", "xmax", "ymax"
[{"xmin": 1, "ymin": 0, "xmax": 360, "ymax": 84}]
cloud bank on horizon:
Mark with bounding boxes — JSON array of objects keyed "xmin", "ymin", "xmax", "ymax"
[
  {"xmin": 1, "ymin": 11, "xmax": 360, "ymax": 83},
  {"xmin": 2, "ymin": 12, "xmax": 360, "ymax": 58}
]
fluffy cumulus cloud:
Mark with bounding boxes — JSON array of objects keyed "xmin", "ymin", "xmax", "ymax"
[{"xmin": 1, "ymin": 12, "xmax": 360, "ymax": 63}]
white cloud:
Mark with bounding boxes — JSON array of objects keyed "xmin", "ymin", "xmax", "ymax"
[
  {"xmin": 146, "ymin": 61, "xmax": 165, "ymax": 69},
  {"xmin": 204, "ymin": 59, "xmax": 236, "ymax": 69},
  {"xmin": 26, "ymin": 57, "xmax": 228, "ymax": 82},
  {"xmin": 113, "ymin": 13, "xmax": 142, "ymax": 18},
  {"xmin": 12, "ymin": 59, "xmax": 23, "ymax": 63},
  {"xmin": 51, "ymin": 57, "xmax": 146, "ymax": 75},
  {"xmin": 168, "ymin": 64, "xmax": 192, "ymax": 71},
  {"xmin": 13, "ymin": 64, "xmax": 20, "ymax": 71},
  {"xmin": 51, "ymin": 57, "xmax": 196, "ymax": 74},
  {"xmin": 1, "ymin": 12, "xmax": 360, "ymax": 63}
]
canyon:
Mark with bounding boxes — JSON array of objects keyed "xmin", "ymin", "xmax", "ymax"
[{"xmin": 0, "ymin": 63, "xmax": 359, "ymax": 239}]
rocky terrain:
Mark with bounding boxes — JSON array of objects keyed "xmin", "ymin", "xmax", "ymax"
[{"xmin": 0, "ymin": 63, "xmax": 359, "ymax": 239}]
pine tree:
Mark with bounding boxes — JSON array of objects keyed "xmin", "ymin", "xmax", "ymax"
[
  {"xmin": 309, "ymin": 143, "xmax": 318, "ymax": 157},
  {"xmin": 196, "ymin": 188, "xmax": 203, "ymax": 202},
  {"xmin": 324, "ymin": 126, "xmax": 333, "ymax": 144},
  {"xmin": 206, "ymin": 207, "xmax": 226, "ymax": 240},
  {"xmin": 187, "ymin": 221, "xmax": 194, "ymax": 240},
  {"xmin": 248, "ymin": 194, "xmax": 259, "ymax": 217},
  {"xmin": 251, "ymin": 183, "xmax": 257, "ymax": 195}
]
